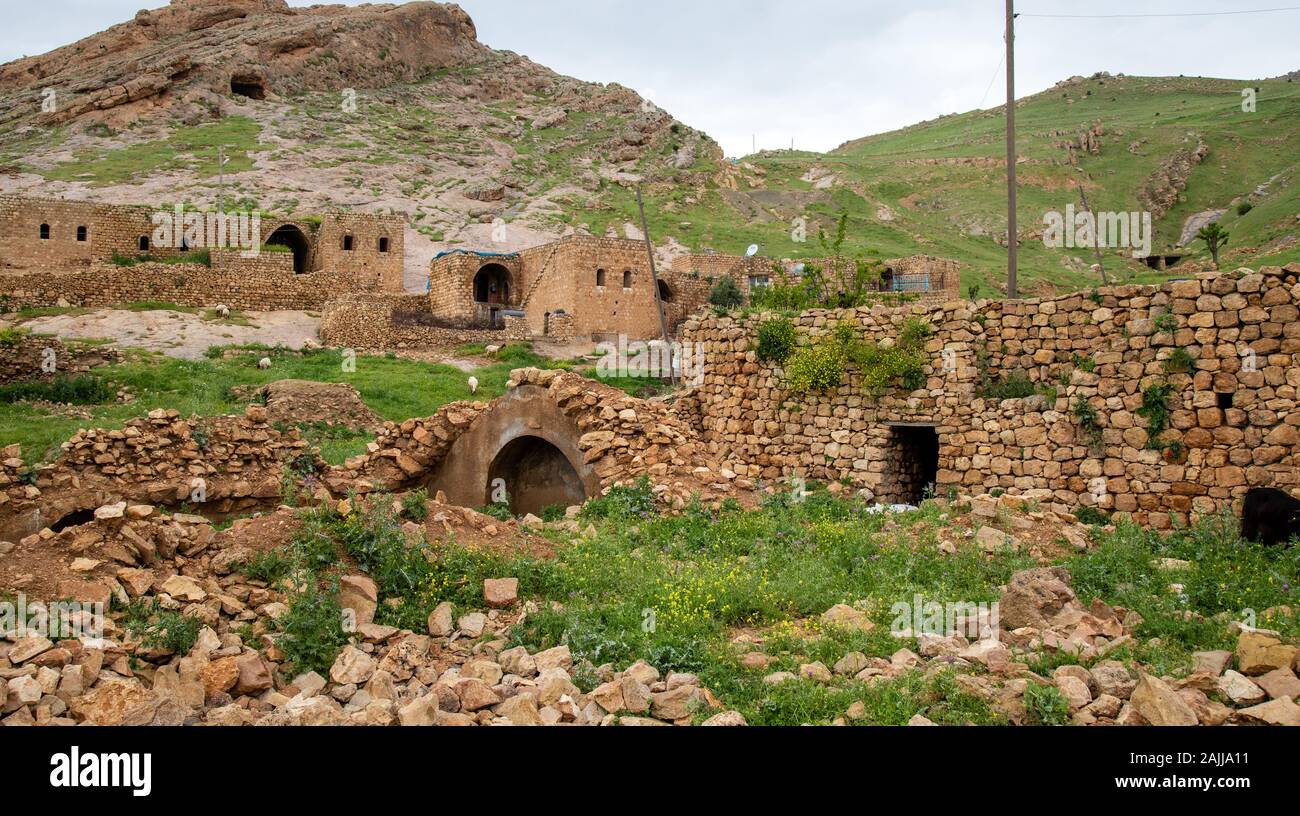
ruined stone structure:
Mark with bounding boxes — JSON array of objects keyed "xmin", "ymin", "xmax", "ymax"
[
  {"xmin": 682, "ymin": 263, "xmax": 1300, "ymax": 528},
  {"xmin": 319, "ymin": 293, "xmax": 531, "ymax": 350},
  {"xmin": 426, "ymin": 235, "xmax": 961, "ymax": 342},
  {"xmin": 0, "ymin": 195, "xmax": 404, "ymax": 309}
]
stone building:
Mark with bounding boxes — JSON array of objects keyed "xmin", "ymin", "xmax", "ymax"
[
  {"xmin": 0, "ymin": 195, "xmax": 404, "ymax": 308},
  {"xmin": 681, "ymin": 263, "xmax": 1300, "ymax": 529},
  {"xmin": 425, "ymin": 234, "xmax": 961, "ymax": 341}
]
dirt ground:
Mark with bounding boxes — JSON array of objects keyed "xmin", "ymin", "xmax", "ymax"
[{"xmin": 15, "ymin": 308, "xmax": 322, "ymax": 360}]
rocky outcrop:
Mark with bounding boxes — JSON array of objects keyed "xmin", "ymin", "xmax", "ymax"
[{"xmin": 0, "ymin": 1, "xmax": 484, "ymax": 128}]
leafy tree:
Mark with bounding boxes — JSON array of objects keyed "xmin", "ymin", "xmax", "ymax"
[{"xmin": 1196, "ymin": 222, "xmax": 1229, "ymax": 270}]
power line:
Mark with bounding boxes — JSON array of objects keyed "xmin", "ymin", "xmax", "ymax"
[
  {"xmin": 979, "ymin": 52, "xmax": 1007, "ymax": 110},
  {"xmin": 1020, "ymin": 6, "xmax": 1300, "ymax": 19}
]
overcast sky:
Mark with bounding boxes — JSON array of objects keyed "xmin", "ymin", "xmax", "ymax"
[{"xmin": 3, "ymin": 1, "xmax": 1298, "ymax": 156}]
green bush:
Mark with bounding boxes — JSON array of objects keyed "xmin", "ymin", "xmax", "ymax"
[
  {"xmin": 400, "ymin": 488, "xmax": 430, "ymax": 522},
  {"xmin": 1023, "ymin": 682, "xmax": 1070, "ymax": 725},
  {"xmin": 122, "ymin": 600, "xmax": 202, "ymax": 656},
  {"xmin": 708, "ymin": 277, "xmax": 744, "ymax": 310},
  {"xmin": 0, "ymin": 326, "xmax": 28, "ymax": 347},
  {"xmin": 277, "ymin": 576, "xmax": 348, "ymax": 675},
  {"xmin": 755, "ymin": 317, "xmax": 797, "ymax": 364},
  {"xmin": 1163, "ymin": 347, "xmax": 1196, "ymax": 375},
  {"xmin": 1237, "ymin": 202, "xmax": 1253, "ymax": 216},
  {"xmin": 0, "ymin": 375, "xmax": 115, "ymax": 405},
  {"xmin": 785, "ymin": 332, "xmax": 848, "ymax": 393}
]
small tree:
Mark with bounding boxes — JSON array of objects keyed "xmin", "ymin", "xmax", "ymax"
[
  {"xmin": 1196, "ymin": 222, "xmax": 1229, "ymax": 270},
  {"xmin": 708, "ymin": 277, "xmax": 743, "ymax": 310}
]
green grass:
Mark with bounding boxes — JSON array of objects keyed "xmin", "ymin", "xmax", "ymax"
[
  {"xmin": 223, "ymin": 475, "xmax": 1299, "ymax": 725},
  {"xmin": 41, "ymin": 117, "xmax": 264, "ymax": 186},
  {"xmin": 0, "ymin": 343, "xmax": 568, "ymax": 464}
]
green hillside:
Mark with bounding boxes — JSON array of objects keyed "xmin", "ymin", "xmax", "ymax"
[{"xmin": 586, "ymin": 74, "xmax": 1300, "ymax": 297}]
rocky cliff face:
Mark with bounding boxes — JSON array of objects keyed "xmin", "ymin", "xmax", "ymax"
[{"xmin": 0, "ymin": 0, "xmax": 484, "ymax": 127}]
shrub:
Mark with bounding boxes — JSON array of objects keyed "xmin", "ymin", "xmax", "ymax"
[
  {"xmin": 400, "ymin": 488, "xmax": 429, "ymax": 522},
  {"xmin": 0, "ymin": 326, "xmax": 28, "ymax": 347},
  {"xmin": 241, "ymin": 548, "xmax": 294, "ymax": 585},
  {"xmin": 785, "ymin": 332, "xmax": 848, "ymax": 393},
  {"xmin": 1163, "ymin": 347, "xmax": 1196, "ymax": 375},
  {"xmin": 1071, "ymin": 397, "xmax": 1103, "ymax": 450},
  {"xmin": 1137, "ymin": 382, "xmax": 1177, "ymax": 449},
  {"xmin": 580, "ymin": 475, "xmax": 657, "ymax": 520},
  {"xmin": 1023, "ymin": 682, "xmax": 1070, "ymax": 725},
  {"xmin": 0, "ymin": 375, "xmax": 114, "ymax": 405},
  {"xmin": 122, "ymin": 600, "xmax": 202, "ymax": 656},
  {"xmin": 708, "ymin": 277, "xmax": 744, "ymax": 310},
  {"xmin": 755, "ymin": 317, "xmax": 797, "ymax": 364},
  {"xmin": 1237, "ymin": 202, "xmax": 1253, "ymax": 216},
  {"xmin": 277, "ymin": 576, "xmax": 348, "ymax": 675}
]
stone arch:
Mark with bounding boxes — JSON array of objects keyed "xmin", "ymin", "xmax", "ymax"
[
  {"xmin": 264, "ymin": 224, "xmax": 311, "ymax": 273},
  {"xmin": 473, "ymin": 262, "xmax": 512, "ymax": 305},
  {"xmin": 427, "ymin": 385, "xmax": 600, "ymax": 514}
]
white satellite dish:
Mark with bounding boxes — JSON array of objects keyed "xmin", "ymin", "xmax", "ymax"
[
  {"xmin": 791, "ymin": 262, "xmax": 806, "ymax": 276},
  {"xmin": 745, "ymin": 244, "xmax": 759, "ymax": 257}
]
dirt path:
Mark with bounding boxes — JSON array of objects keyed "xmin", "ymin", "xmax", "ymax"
[{"xmin": 17, "ymin": 308, "xmax": 321, "ymax": 360}]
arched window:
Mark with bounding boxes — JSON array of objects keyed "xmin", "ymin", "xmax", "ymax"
[
  {"xmin": 342, "ymin": 234, "xmax": 354, "ymax": 251},
  {"xmin": 76, "ymin": 226, "xmax": 87, "ymax": 242},
  {"xmin": 138, "ymin": 236, "xmax": 150, "ymax": 251},
  {"xmin": 39, "ymin": 224, "xmax": 50, "ymax": 240},
  {"xmin": 378, "ymin": 236, "xmax": 389, "ymax": 253},
  {"xmin": 596, "ymin": 268, "xmax": 606, "ymax": 287},
  {"xmin": 622, "ymin": 270, "xmax": 632, "ymax": 289}
]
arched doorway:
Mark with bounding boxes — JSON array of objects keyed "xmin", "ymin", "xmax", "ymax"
[
  {"xmin": 657, "ymin": 280, "xmax": 674, "ymax": 303},
  {"xmin": 264, "ymin": 224, "xmax": 310, "ymax": 273},
  {"xmin": 473, "ymin": 263, "xmax": 511, "ymax": 305},
  {"xmin": 486, "ymin": 435, "xmax": 586, "ymax": 517}
]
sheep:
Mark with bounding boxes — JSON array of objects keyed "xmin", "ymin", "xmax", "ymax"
[{"xmin": 468, "ymin": 376, "xmax": 479, "ymax": 395}]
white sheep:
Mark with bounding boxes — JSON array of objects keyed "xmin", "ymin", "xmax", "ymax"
[
  {"xmin": 257, "ymin": 357, "xmax": 272, "ymax": 370},
  {"xmin": 468, "ymin": 376, "xmax": 479, "ymax": 395}
]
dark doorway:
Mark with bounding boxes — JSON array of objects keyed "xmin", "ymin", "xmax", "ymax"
[
  {"xmin": 264, "ymin": 224, "xmax": 310, "ymax": 273},
  {"xmin": 474, "ymin": 263, "xmax": 511, "ymax": 305},
  {"xmin": 486, "ymin": 436, "xmax": 586, "ymax": 517},
  {"xmin": 888, "ymin": 424, "xmax": 940, "ymax": 504},
  {"xmin": 657, "ymin": 280, "xmax": 673, "ymax": 303}
]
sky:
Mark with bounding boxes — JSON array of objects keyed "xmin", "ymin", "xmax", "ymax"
[{"xmin": 3, "ymin": 0, "xmax": 1298, "ymax": 156}]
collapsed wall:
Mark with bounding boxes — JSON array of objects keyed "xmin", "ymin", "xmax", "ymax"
[
  {"xmin": 0, "ymin": 407, "xmax": 321, "ymax": 543},
  {"xmin": 683, "ymin": 264, "xmax": 1300, "ymax": 528},
  {"xmin": 319, "ymin": 293, "xmax": 530, "ymax": 350}
]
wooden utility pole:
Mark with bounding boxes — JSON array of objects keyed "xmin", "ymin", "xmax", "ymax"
[
  {"xmin": 1005, "ymin": 0, "xmax": 1018, "ymax": 299},
  {"xmin": 636, "ymin": 184, "xmax": 677, "ymax": 385}
]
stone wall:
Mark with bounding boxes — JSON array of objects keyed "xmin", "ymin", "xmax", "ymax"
[
  {"xmin": 0, "ymin": 334, "xmax": 121, "ymax": 384},
  {"xmin": 0, "ymin": 254, "xmax": 382, "ymax": 312},
  {"xmin": 682, "ymin": 263, "xmax": 1300, "ymax": 527},
  {"xmin": 0, "ymin": 195, "xmax": 406, "ymax": 305},
  {"xmin": 0, "ymin": 406, "xmax": 321, "ymax": 543},
  {"xmin": 320, "ymin": 293, "xmax": 530, "ymax": 351}
]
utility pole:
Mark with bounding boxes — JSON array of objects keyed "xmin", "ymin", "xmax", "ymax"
[
  {"xmin": 636, "ymin": 183, "xmax": 677, "ymax": 386},
  {"xmin": 217, "ymin": 146, "xmax": 229, "ymax": 212},
  {"xmin": 1005, "ymin": 0, "xmax": 1018, "ymax": 299}
]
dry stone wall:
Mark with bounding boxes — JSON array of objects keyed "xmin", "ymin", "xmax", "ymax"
[
  {"xmin": 320, "ymin": 294, "xmax": 529, "ymax": 351},
  {"xmin": 683, "ymin": 263, "xmax": 1300, "ymax": 528},
  {"xmin": 0, "ymin": 406, "xmax": 321, "ymax": 543},
  {"xmin": 0, "ymin": 334, "xmax": 120, "ymax": 384}
]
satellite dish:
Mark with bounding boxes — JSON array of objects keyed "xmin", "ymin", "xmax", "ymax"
[
  {"xmin": 792, "ymin": 263, "xmax": 806, "ymax": 276},
  {"xmin": 745, "ymin": 244, "xmax": 759, "ymax": 257}
]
